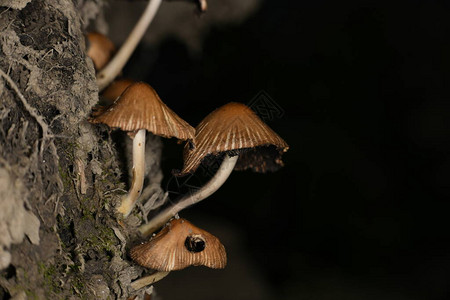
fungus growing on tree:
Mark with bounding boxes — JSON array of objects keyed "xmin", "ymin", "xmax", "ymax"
[
  {"xmin": 139, "ymin": 102, "xmax": 288, "ymax": 235},
  {"xmin": 90, "ymin": 82, "xmax": 194, "ymax": 217},
  {"xmin": 86, "ymin": 32, "xmax": 115, "ymax": 72},
  {"xmin": 101, "ymin": 78, "xmax": 136, "ymax": 103},
  {"xmin": 131, "ymin": 218, "xmax": 226, "ymax": 271},
  {"xmin": 92, "ymin": 79, "xmax": 136, "ymax": 118}
]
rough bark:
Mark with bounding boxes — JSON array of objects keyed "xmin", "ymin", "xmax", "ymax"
[{"xmin": 0, "ymin": 1, "xmax": 160, "ymax": 299}]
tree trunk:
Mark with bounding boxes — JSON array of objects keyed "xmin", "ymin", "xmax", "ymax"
[{"xmin": 0, "ymin": 1, "xmax": 158, "ymax": 298}]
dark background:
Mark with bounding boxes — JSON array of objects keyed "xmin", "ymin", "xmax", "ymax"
[{"xmin": 114, "ymin": 1, "xmax": 450, "ymax": 299}]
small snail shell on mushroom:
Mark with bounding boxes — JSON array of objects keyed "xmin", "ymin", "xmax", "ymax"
[{"xmin": 131, "ymin": 218, "xmax": 226, "ymax": 271}]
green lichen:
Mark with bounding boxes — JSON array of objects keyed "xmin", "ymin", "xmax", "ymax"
[
  {"xmin": 9, "ymin": 285, "xmax": 38, "ymax": 300},
  {"xmin": 58, "ymin": 141, "xmax": 80, "ymax": 191},
  {"xmin": 79, "ymin": 197, "xmax": 95, "ymax": 216},
  {"xmin": 24, "ymin": 289, "xmax": 39, "ymax": 299},
  {"xmin": 37, "ymin": 262, "xmax": 62, "ymax": 294},
  {"xmin": 71, "ymin": 277, "xmax": 85, "ymax": 298},
  {"xmin": 58, "ymin": 166, "xmax": 72, "ymax": 190},
  {"xmin": 84, "ymin": 223, "xmax": 117, "ymax": 255}
]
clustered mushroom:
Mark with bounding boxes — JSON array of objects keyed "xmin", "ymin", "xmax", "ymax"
[
  {"xmin": 139, "ymin": 102, "xmax": 289, "ymax": 236},
  {"xmin": 86, "ymin": 0, "xmax": 289, "ymax": 295}
]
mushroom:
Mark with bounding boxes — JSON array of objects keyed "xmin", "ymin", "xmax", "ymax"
[
  {"xmin": 92, "ymin": 79, "xmax": 136, "ymax": 118},
  {"xmin": 101, "ymin": 78, "xmax": 136, "ymax": 104},
  {"xmin": 86, "ymin": 32, "xmax": 116, "ymax": 72},
  {"xmin": 96, "ymin": 0, "xmax": 163, "ymax": 90},
  {"xmin": 139, "ymin": 102, "xmax": 288, "ymax": 235},
  {"xmin": 130, "ymin": 271, "xmax": 170, "ymax": 292},
  {"xmin": 90, "ymin": 82, "xmax": 194, "ymax": 217},
  {"xmin": 131, "ymin": 218, "xmax": 226, "ymax": 271}
]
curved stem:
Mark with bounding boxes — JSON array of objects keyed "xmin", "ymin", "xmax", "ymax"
[
  {"xmin": 96, "ymin": 0, "xmax": 163, "ymax": 90},
  {"xmin": 139, "ymin": 155, "xmax": 238, "ymax": 236},
  {"xmin": 130, "ymin": 271, "xmax": 170, "ymax": 291},
  {"xmin": 117, "ymin": 129, "xmax": 146, "ymax": 217}
]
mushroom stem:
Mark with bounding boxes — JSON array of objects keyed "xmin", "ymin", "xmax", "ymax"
[
  {"xmin": 130, "ymin": 271, "xmax": 170, "ymax": 291},
  {"xmin": 96, "ymin": 0, "xmax": 163, "ymax": 90},
  {"xmin": 118, "ymin": 129, "xmax": 146, "ymax": 217},
  {"xmin": 139, "ymin": 155, "xmax": 238, "ymax": 236}
]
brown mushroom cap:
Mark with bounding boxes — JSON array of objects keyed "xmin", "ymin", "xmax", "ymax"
[
  {"xmin": 86, "ymin": 32, "xmax": 115, "ymax": 71},
  {"xmin": 92, "ymin": 79, "xmax": 136, "ymax": 118},
  {"xmin": 130, "ymin": 218, "xmax": 226, "ymax": 271},
  {"xmin": 178, "ymin": 102, "xmax": 289, "ymax": 175},
  {"xmin": 90, "ymin": 82, "xmax": 195, "ymax": 141},
  {"xmin": 101, "ymin": 78, "xmax": 136, "ymax": 103}
]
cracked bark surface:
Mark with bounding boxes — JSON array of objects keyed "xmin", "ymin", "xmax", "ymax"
[{"xmin": 0, "ymin": 1, "xmax": 161, "ymax": 298}]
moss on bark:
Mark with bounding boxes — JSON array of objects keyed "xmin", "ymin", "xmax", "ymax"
[{"xmin": 0, "ymin": 1, "xmax": 152, "ymax": 298}]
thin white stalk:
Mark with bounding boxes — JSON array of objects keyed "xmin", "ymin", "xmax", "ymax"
[
  {"xmin": 139, "ymin": 155, "xmax": 238, "ymax": 236},
  {"xmin": 97, "ymin": 0, "xmax": 163, "ymax": 90},
  {"xmin": 117, "ymin": 129, "xmax": 146, "ymax": 217},
  {"xmin": 130, "ymin": 271, "xmax": 170, "ymax": 291}
]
